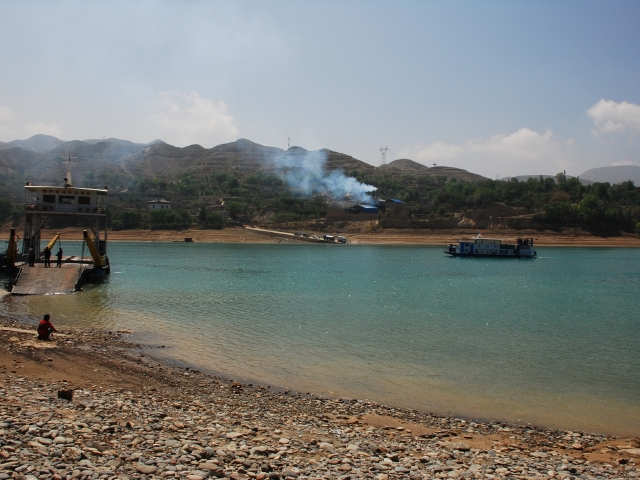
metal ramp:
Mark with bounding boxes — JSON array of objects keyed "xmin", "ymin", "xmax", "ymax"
[{"xmin": 11, "ymin": 263, "xmax": 85, "ymax": 295}]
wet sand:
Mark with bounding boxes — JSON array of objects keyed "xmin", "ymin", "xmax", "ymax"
[{"xmin": 1, "ymin": 317, "xmax": 639, "ymax": 480}]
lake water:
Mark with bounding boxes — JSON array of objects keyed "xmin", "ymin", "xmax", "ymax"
[{"xmin": 2, "ymin": 242, "xmax": 639, "ymax": 436}]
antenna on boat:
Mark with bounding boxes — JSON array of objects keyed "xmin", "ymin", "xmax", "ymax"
[{"xmin": 62, "ymin": 151, "xmax": 77, "ymax": 187}]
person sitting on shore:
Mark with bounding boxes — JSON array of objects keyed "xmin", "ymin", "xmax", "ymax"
[{"xmin": 37, "ymin": 314, "xmax": 56, "ymax": 341}]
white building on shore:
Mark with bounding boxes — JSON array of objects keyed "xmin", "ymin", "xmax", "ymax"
[{"xmin": 148, "ymin": 197, "xmax": 172, "ymax": 210}]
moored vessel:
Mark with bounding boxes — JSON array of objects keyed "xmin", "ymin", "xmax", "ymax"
[
  {"xmin": 445, "ymin": 233, "xmax": 536, "ymax": 258},
  {"xmin": 4, "ymin": 152, "xmax": 110, "ymax": 294}
]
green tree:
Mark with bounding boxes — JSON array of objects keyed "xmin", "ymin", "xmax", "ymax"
[
  {"xmin": 198, "ymin": 206, "xmax": 208, "ymax": 224},
  {"xmin": 542, "ymin": 202, "xmax": 576, "ymax": 225},
  {"xmin": 122, "ymin": 210, "xmax": 142, "ymax": 229},
  {"xmin": 225, "ymin": 201, "xmax": 246, "ymax": 219},
  {"xmin": 11, "ymin": 207, "xmax": 22, "ymax": 226},
  {"xmin": 205, "ymin": 213, "xmax": 225, "ymax": 229},
  {"xmin": 0, "ymin": 199, "xmax": 11, "ymax": 223},
  {"xmin": 150, "ymin": 209, "xmax": 192, "ymax": 230},
  {"xmin": 111, "ymin": 219, "xmax": 123, "ymax": 231},
  {"xmin": 578, "ymin": 195, "xmax": 603, "ymax": 227}
]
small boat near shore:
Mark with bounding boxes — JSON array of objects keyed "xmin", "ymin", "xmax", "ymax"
[{"xmin": 445, "ymin": 233, "xmax": 537, "ymax": 258}]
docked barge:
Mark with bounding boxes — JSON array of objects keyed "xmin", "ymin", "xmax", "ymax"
[
  {"xmin": 445, "ymin": 234, "xmax": 537, "ymax": 258},
  {"xmin": 4, "ymin": 156, "xmax": 110, "ymax": 294}
]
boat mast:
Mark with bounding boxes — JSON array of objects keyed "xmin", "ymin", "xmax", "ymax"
[{"xmin": 62, "ymin": 151, "xmax": 77, "ymax": 187}]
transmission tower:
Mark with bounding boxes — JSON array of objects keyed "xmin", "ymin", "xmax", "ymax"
[{"xmin": 379, "ymin": 146, "xmax": 388, "ymax": 166}]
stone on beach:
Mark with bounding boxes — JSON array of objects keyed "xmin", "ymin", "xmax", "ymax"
[
  {"xmin": 135, "ymin": 464, "xmax": 157, "ymax": 474},
  {"xmin": 0, "ymin": 318, "xmax": 637, "ymax": 480}
]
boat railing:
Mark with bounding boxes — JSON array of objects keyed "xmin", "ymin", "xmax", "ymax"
[{"xmin": 25, "ymin": 204, "xmax": 106, "ymax": 215}]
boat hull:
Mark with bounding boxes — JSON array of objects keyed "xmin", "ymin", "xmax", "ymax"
[{"xmin": 444, "ymin": 251, "xmax": 536, "ymax": 258}]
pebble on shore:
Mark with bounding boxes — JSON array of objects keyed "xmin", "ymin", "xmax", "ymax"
[{"xmin": 1, "ymin": 319, "xmax": 638, "ymax": 480}]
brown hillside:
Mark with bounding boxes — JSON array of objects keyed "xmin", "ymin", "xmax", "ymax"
[
  {"xmin": 0, "ymin": 137, "xmax": 486, "ymax": 186},
  {"xmin": 380, "ymin": 158, "xmax": 430, "ymax": 175},
  {"xmin": 321, "ymin": 148, "xmax": 376, "ymax": 174},
  {"xmin": 378, "ymin": 159, "xmax": 487, "ymax": 182},
  {"xmin": 426, "ymin": 165, "xmax": 487, "ymax": 182},
  {"xmin": 0, "ymin": 147, "xmax": 44, "ymax": 176}
]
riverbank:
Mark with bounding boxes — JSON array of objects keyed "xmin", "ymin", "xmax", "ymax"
[
  {"xmin": 1, "ymin": 317, "xmax": 639, "ymax": 480},
  {"xmin": 3, "ymin": 226, "xmax": 640, "ymax": 247}
]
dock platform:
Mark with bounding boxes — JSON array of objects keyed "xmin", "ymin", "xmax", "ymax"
[
  {"xmin": 12, "ymin": 263, "xmax": 86, "ymax": 295},
  {"xmin": 245, "ymin": 227, "xmax": 331, "ymax": 243}
]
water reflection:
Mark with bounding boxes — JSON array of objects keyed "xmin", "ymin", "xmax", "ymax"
[{"xmin": 1, "ymin": 242, "xmax": 638, "ymax": 436}]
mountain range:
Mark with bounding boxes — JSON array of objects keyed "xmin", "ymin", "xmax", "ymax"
[
  {"xmin": 578, "ymin": 165, "xmax": 640, "ymax": 185},
  {"xmin": 0, "ymin": 134, "xmax": 637, "ymax": 186},
  {"xmin": 0, "ymin": 135, "xmax": 485, "ymax": 186}
]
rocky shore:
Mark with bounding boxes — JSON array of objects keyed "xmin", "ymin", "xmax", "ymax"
[{"xmin": 1, "ymin": 318, "xmax": 639, "ymax": 480}]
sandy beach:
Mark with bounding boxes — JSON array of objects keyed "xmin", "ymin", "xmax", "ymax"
[
  {"xmin": 1, "ymin": 317, "xmax": 639, "ymax": 480},
  {"xmin": 3, "ymin": 226, "xmax": 640, "ymax": 247}
]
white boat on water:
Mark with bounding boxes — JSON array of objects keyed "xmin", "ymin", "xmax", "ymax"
[{"xmin": 445, "ymin": 233, "xmax": 537, "ymax": 258}]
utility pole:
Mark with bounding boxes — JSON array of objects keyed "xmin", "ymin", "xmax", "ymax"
[{"xmin": 379, "ymin": 146, "xmax": 388, "ymax": 166}]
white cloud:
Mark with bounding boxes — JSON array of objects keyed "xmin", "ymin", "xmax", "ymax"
[
  {"xmin": 397, "ymin": 128, "xmax": 567, "ymax": 177},
  {"xmin": 151, "ymin": 92, "xmax": 239, "ymax": 147},
  {"xmin": 587, "ymin": 99, "xmax": 640, "ymax": 137},
  {"xmin": 24, "ymin": 121, "xmax": 62, "ymax": 138},
  {"xmin": 0, "ymin": 106, "xmax": 14, "ymax": 123},
  {"xmin": 0, "ymin": 106, "xmax": 62, "ymax": 140}
]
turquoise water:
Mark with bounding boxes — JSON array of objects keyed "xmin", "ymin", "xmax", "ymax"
[{"xmin": 3, "ymin": 242, "xmax": 639, "ymax": 435}]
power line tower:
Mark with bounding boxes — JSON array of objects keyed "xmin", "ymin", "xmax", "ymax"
[{"xmin": 379, "ymin": 146, "xmax": 388, "ymax": 166}]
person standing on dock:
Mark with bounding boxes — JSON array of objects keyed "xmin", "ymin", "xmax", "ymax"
[
  {"xmin": 28, "ymin": 247, "xmax": 35, "ymax": 267},
  {"xmin": 43, "ymin": 246, "xmax": 51, "ymax": 267},
  {"xmin": 37, "ymin": 314, "xmax": 56, "ymax": 341},
  {"xmin": 56, "ymin": 247, "xmax": 63, "ymax": 267}
]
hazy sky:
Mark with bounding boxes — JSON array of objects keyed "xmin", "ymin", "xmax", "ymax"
[{"xmin": 1, "ymin": 0, "xmax": 639, "ymax": 177}]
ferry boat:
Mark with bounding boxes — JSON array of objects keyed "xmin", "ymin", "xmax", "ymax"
[
  {"xmin": 445, "ymin": 234, "xmax": 537, "ymax": 258},
  {"xmin": 4, "ymin": 152, "xmax": 110, "ymax": 294}
]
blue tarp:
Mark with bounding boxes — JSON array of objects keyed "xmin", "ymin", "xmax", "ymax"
[{"xmin": 360, "ymin": 205, "xmax": 379, "ymax": 213}]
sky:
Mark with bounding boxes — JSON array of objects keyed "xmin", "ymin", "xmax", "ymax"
[{"xmin": 0, "ymin": 0, "xmax": 639, "ymax": 178}]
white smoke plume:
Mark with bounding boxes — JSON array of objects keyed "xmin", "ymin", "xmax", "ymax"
[{"xmin": 273, "ymin": 148, "xmax": 376, "ymax": 203}]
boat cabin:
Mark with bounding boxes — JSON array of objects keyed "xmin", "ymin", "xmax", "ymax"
[
  {"xmin": 447, "ymin": 236, "xmax": 536, "ymax": 257},
  {"xmin": 24, "ymin": 185, "xmax": 107, "ymax": 215}
]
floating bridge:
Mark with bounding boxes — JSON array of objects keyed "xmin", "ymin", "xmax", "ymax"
[{"xmin": 11, "ymin": 263, "xmax": 86, "ymax": 295}]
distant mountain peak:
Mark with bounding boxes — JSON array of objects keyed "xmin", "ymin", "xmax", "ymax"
[
  {"xmin": 287, "ymin": 146, "xmax": 309, "ymax": 154},
  {"xmin": 579, "ymin": 165, "xmax": 640, "ymax": 185},
  {"xmin": 1, "ymin": 134, "xmax": 67, "ymax": 153}
]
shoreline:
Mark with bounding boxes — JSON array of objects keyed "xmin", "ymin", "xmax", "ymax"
[
  {"xmin": 2, "ymin": 226, "xmax": 640, "ymax": 247},
  {"xmin": 1, "ymin": 317, "xmax": 639, "ymax": 480}
]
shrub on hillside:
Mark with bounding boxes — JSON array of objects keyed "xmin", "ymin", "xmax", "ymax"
[{"xmin": 150, "ymin": 209, "xmax": 191, "ymax": 230}]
